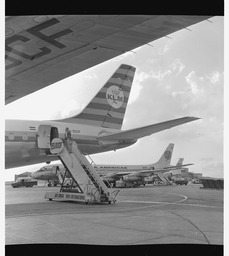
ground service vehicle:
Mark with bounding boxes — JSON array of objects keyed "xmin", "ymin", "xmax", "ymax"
[
  {"xmin": 116, "ymin": 180, "xmax": 139, "ymax": 188},
  {"xmin": 11, "ymin": 177, "xmax": 37, "ymax": 188},
  {"xmin": 174, "ymin": 179, "xmax": 188, "ymax": 185}
]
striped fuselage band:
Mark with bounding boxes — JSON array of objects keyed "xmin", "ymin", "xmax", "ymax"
[{"xmin": 71, "ymin": 64, "xmax": 136, "ymax": 129}]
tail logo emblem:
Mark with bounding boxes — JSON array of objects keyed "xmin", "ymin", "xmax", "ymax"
[
  {"xmin": 106, "ymin": 86, "xmax": 124, "ymax": 109},
  {"xmin": 164, "ymin": 151, "xmax": 172, "ymax": 160}
]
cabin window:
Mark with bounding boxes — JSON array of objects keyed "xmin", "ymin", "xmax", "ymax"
[
  {"xmin": 9, "ymin": 133, "xmax": 14, "ymax": 140},
  {"xmin": 22, "ymin": 133, "xmax": 28, "ymax": 141}
]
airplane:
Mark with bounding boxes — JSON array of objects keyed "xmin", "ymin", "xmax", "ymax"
[
  {"xmin": 30, "ymin": 164, "xmax": 64, "ymax": 186},
  {"xmin": 94, "ymin": 143, "xmax": 175, "ymax": 179},
  {"xmin": 5, "ymin": 64, "xmax": 200, "ymax": 169},
  {"xmin": 5, "ymin": 16, "xmax": 211, "ymax": 170},
  {"xmin": 162, "ymin": 158, "xmax": 188, "ymax": 179},
  {"xmin": 30, "ymin": 143, "xmax": 193, "ymax": 187},
  {"xmin": 14, "ymin": 172, "xmax": 32, "ymax": 182},
  {"xmin": 98, "ymin": 144, "xmax": 193, "ymax": 186},
  {"xmin": 30, "ymin": 143, "xmax": 173, "ymax": 185},
  {"xmin": 172, "ymin": 158, "xmax": 186, "ymax": 173}
]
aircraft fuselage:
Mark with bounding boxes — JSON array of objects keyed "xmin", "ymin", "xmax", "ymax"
[{"xmin": 5, "ymin": 119, "xmax": 136, "ymax": 169}]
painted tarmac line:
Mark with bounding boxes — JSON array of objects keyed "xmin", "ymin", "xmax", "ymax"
[
  {"xmin": 119, "ymin": 194, "xmax": 222, "ymax": 209},
  {"xmin": 175, "ymin": 203, "xmax": 223, "ymax": 209},
  {"xmin": 119, "ymin": 200, "xmax": 221, "ymax": 209},
  {"xmin": 119, "ymin": 194, "xmax": 188, "ymax": 205},
  {"xmin": 118, "ymin": 200, "xmax": 170, "ymax": 204}
]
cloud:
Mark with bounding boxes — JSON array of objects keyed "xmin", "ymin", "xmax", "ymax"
[
  {"xmin": 158, "ymin": 44, "xmax": 170, "ymax": 55},
  {"xmin": 150, "ymin": 69, "xmax": 172, "ymax": 81},
  {"xmin": 147, "ymin": 58, "xmax": 186, "ymax": 82},
  {"xmin": 128, "ymin": 71, "xmax": 150, "ymax": 104},
  {"xmin": 206, "ymin": 71, "xmax": 223, "ymax": 84},
  {"xmin": 201, "ymin": 162, "xmax": 224, "ymax": 178},
  {"xmin": 171, "ymin": 59, "xmax": 186, "ymax": 74},
  {"xmin": 185, "ymin": 71, "xmax": 204, "ymax": 95},
  {"xmin": 83, "ymin": 73, "xmax": 98, "ymax": 80},
  {"xmin": 172, "ymin": 91, "xmax": 186, "ymax": 97},
  {"xmin": 200, "ymin": 157, "xmax": 215, "ymax": 163},
  {"xmin": 59, "ymin": 99, "xmax": 85, "ymax": 119}
]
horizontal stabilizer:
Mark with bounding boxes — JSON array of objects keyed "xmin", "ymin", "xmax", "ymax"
[
  {"xmin": 98, "ymin": 116, "xmax": 200, "ymax": 142},
  {"xmin": 163, "ymin": 163, "xmax": 194, "ymax": 170}
]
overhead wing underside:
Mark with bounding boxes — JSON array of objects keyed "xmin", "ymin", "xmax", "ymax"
[{"xmin": 5, "ymin": 15, "xmax": 212, "ymax": 104}]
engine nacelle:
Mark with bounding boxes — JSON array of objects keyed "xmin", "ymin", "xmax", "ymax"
[
  {"xmin": 123, "ymin": 175, "xmax": 139, "ymax": 182},
  {"xmin": 103, "ymin": 177, "xmax": 115, "ymax": 183}
]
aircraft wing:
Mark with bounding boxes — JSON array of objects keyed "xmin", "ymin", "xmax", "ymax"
[
  {"xmin": 5, "ymin": 15, "xmax": 212, "ymax": 104},
  {"xmin": 125, "ymin": 164, "xmax": 194, "ymax": 177},
  {"xmin": 101, "ymin": 162, "xmax": 194, "ymax": 179},
  {"xmin": 163, "ymin": 163, "xmax": 194, "ymax": 170},
  {"xmin": 97, "ymin": 116, "xmax": 199, "ymax": 143},
  {"xmin": 102, "ymin": 171, "xmax": 133, "ymax": 179}
]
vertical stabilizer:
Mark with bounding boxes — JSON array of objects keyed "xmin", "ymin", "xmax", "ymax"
[
  {"xmin": 176, "ymin": 158, "xmax": 184, "ymax": 166},
  {"xmin": 58, "ymin": 64, "xmax": 136, "ymax": 130},
  {"xmin": 155, "ymin": 143, "xmax": 174, "ymax": 167}
]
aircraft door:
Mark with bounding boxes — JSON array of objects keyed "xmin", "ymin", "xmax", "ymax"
[
  {"xmin": 50, "ymin": 127, "xmax": 59, "ymax": 140},
  {"xmin": 37, "ymin": 125, "xmax": 52, "ymax": 149}
]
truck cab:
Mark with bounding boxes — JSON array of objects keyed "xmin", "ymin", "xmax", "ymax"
[
  {"xmin": 174, "ymin": 178, "xmax": 188, "ymax": 185},
  {"xmin": 11, "ymin": 177, "xmax": 37, "ymax": 188}
]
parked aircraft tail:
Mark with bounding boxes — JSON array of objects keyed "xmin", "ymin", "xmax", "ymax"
[
  {"xmin": 155, "ymin": 143, "xmax": 174, "ymax": 167},
  {"xmin": 58, "ymin": 64, "xmax": 136, "ymax": 130},
  {"xmin": 176, "ymin": 158, "xmax": 184, "ymax": 166}
]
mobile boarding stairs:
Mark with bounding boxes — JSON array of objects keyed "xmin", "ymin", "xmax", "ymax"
[{"xmin": 37, "ymin": 125, "xmax": 119, "ymax": 204}]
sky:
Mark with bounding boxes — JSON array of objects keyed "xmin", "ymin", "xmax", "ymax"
[{"xmin": 3, "ymin": 16, "xmax": 224, "ymax": 182}]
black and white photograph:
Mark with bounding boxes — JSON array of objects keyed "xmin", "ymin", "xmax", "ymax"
[{"xmin": 3, "ymin": 3, "xmax": 225, "ymax": 255}]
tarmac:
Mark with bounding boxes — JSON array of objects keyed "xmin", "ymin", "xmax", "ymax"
[{"xmin": 5, "ymin": 183, "xmax": 223, "ymax": 246}]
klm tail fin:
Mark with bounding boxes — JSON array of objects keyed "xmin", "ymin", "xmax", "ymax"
[
  {"xmin": 156, "ymin": 143, "xmax": 174, "ymax": 167},
  {"xmin": 59, "ymin": 64, "xmax": 136, "ymax": 130},
  {"xmin": 176, "ymin": 158, "xmax": 184, "ymax": 166}
]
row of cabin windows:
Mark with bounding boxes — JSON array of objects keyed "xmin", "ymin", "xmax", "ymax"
[
  {"xmin": 8, "ymin": 127, "xmax": 59, "ymax": 141},
  {"xmin": 8, "ymin": 133, "xmax": 28, "ymax": 141},
  {"xmin": 7, "ymin": 127, "xmax": 59, "ymax": 141}
]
